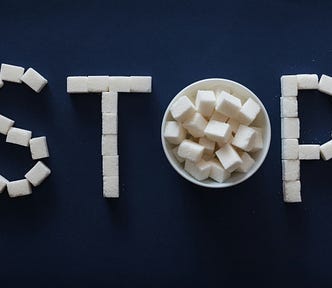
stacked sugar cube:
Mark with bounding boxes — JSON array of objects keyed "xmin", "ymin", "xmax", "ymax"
[{"xmin": 164, "ymin": 89, "xmax": 264, "ymax": 183}]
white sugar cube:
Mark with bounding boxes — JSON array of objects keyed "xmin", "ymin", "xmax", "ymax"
[
  {"xmin": 0, "ymin": 77, "xmax": 3, "ymax": 88},
  {"xmin": 299, "ymin": 144, "xmax": 320, "ymax": 160},
  {"xmin": 170, "ymin": 96, "xmax": 196, "ymax": 122},
  {"xmin": 204, "ymin": 120, "xmax": 231, "ymax": 144},
  {"xmin": 281, "ymin": 75, "xmax": 298, "ymax": 97},
  {"xmin": 7, "ymin": 179, "xmax": 32, "ymax": 198},
  {"xmin": 164, "ymin": 121, "xmax": 186, "ymax": 145},
  {"xmin": 67, "ymin": 76, "xmax": 88, "ymax": 93},
  {"xmin": 318, "ymin": 74, "xmax": 332, "ymax": 96},
  {"xmin": 215, "ymin": 91, "xmax": 241, "ymax": 118},
  {"xmin": 210, "ymin": 111, "xmax": 228, "ymax": 122},
  {"xmin": 102, "ymin": 135, "xmax": 118, "ymax": 156},
  {"xmin": 320, "ymin": 139, "xmax": 332, "ymax": 160},
  {"xmin": 29, "ymin": 136, "xmax": 49, "ymax": 160},
  {"xmin": 103, "ymin": 176, "xmax": 119, "ymax": 198},
  {"xmin": 130, "ymin": 76, "xmax": 152, "ymax": 93},
  {"xmin": 215, "ymin": 144, "xmax": 243, "ymax": 172},
  {"xmin": 102, "ymin": 92, "xmax": 118, "ymax": 114},
  {"xmin": 0, "ymin": 64, "xmax": 24, "ymax": 83},
  {"xmin": 282, "ymin": 160, "xmax": 300, "ymax": 181},
  {"xmin": 21, "ymin": 68, "xmax": 48, "ymax": 93},
  {"xmin": 237, "ymin": 152, "xmax": 255, "ymax": 173},
  {"xmin": 283, "ymin": 181, "xmax": 301, "ymax": 203},
  {"xmin": 281, "ymin": 139, "xmax": 299, "ymax": 160},
  {"xmin": 87, "ymin": 76, "xmax": 109, "ymax": 92},
  {"xmin": 236, "ymin": 98, "xmax": 261, "ymax": 125},
  {"xmin": 195, "ymin": 90, "xmax": 216, "ymax": 117},
  {"xmin": 208, "ymin": 159, "xmax": 230, "ymax": 183},
  {"xmin": 178, "ymin": 140, "xmax": 204, "ymax": 162},
  {"xmin": 109, "ymin": 76, "xmax": 130, "ymax": 92},
  {"xmin": 102, "ymin": 113, "xmax": 117, "ymax": 135},
  {"xmin": 297, "ymin": 74, "xmax": 318, "ymax": 90},
  {"xmin": 232, "ymin": 125, "xmax": 256, "ymax": 152},
  {"xmin": 0, "ymin": 175, "xmax": 8, "ymax": 193},
  {"xmin": 198, "ymin": 137, "xmax": 215, "ymax": 155},
  {"xmin": 172, "ymin": 146, "xmax": 185, "ymax": 163},
  {"xmin": 0, "ymin": 114, "xmax": 14, "ymax": 135},
  {"xmin": 281, "ymin": 118, "xmax": 300, "ymax": 139},
  {"xmin": 6, "ymin": 127, "xmax": 32, "ymax": 147},
  {"xmin": 227, "ymin": 118, "xmax": 240, "ymax": 133},
  {"xmin": 250, "ymin": 127, "xmax": 263, "ymax": 152},
  {"xmin": 280, "ymin": 97, "xmax": 298, "ymax": 118},
  {"xmin": 183, "ymin": 112, "xmax": 208, "ymax": 138},
  {"xmin": 25, "ymin": 161, "xmax": 51, "ymax": 187},
  {"xmin": 103, "ymin": 156, "xmax": 119, "ymax": 176},
  {"xmin": 184, "ymin": 159, "xmax": 211, "ymax": 181}
]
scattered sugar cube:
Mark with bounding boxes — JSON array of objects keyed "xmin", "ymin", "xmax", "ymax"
[
  {"xmin": 0, "ymin": 114, "xmax": 14, "ymax": 135},
  {"xmin": 0, "ymin": 77, "xmax": 3, "ymax": 88},
  {"xmin": 204, "ymin": 120, "xmax": 232, "ymax": 144},
  {"xmin": 130, "ymin": 76, "xmax": 152, "ymax": 93},
  {"xmin": 29, "ymin": 136, "xmax": 49, "ymax": 160},
  {"xmin": 208, "ymin": 159, "xmax": 230, "ymax": 183},
  {"xmin": 232, "ymin": 125, "xmax": 256, "ymax": 152},
  {"xmin": 236, "ymin": 98, "xmax": 261, "ymax": 125},
  {"xmin": 25, "ymin": 161, "xmax": 51, "ymax": 187},
  {"xmin": 170, "ymin": 96, "xmax": 196, "ymax": 122},
  {"xmin": 215, "ymin": 91, "xmax": 241, "ymax": 118},
  {"xmin": 109, "ymin": 76, "xmax": 130, "ymax": 92},
  {"xmin": 164, "ymin": 121, "xmax": 186, "ymax": 145},
  {"xmin": 297, "ymin": 74, "xmax": 318, "ymax": 90},
  {"xmin": 281, "ymin": 75, "xmax": 298, "ymax": 97},
  {"xmin": 7, "ymin": 179, "xmax": 32, "ymax": 198},
  {"xmin": 102, "ymin": 91, "xmax": 118, "ymax": 114},
  {"xmin": 281, "ymin": 118, "xmax": 300, "ymax": 139},
  {"xmin": 195, "ymin": 90, "xmax": 216, "ymax": 117},
  {"xmin": 283, "ymin": 180, "xmax": 301, "ymax": 203},
  {"xmin": 237, "ymin": 152, "xmax": 255, "ymax": 173},
  {"xmin": 227, "ymin": 118, "xmax": 240, "ymax": 133},
  {"xmin": 318, "ymin": 74, "xmax": 332, "ymax": 96},
  {"xmin": 6, "ymin": 127, "xmax": 32, "ymax": 147},
  {"xmin": 183, "ymin": 112, "xmax": 208, "ymax": 138},
  {"xmin": 178, "ymin": 140, "xmax": 204, "ymax": 162},
  {"xmin": 67, "ymin": 76, "xmax": 88, "ymax": 93},
  {"xmin": 250, "ymin": 127, "xmax": 263, "ymax": 152},
  {"xmin": 320, "ymin": 139, "xmax": 332, "ymax": 160},
  {"xmin": 184, "ymin": 159, "xmax": 211, "ymax": 181},
  {"xmin": 0, "ymin": 175, "xmax": 8, "ymax": 193},
  {"xmin": 280, "ymin": 97, "xmax": 298, "ymax": 118},
  {"xmin": 103, "ymin": 156, "xmax": 119, "ymax": 176},
  {"xmin": 172, "ymin": 146, "xmax": 185, "ymax": 163},
  {"xmin": 198, "ymin": 137, "xmax": 215, "ymax": 155},
  {"xmin": 281, "ymin": 139, "xmax": 299, "ymax": 160},
  {"xmin": 102, "ymin": 113, "xmax": 117, "ymax": 135},
  {"xmin": 87, "ymin": 76, "xmax": 109, "ymax": 92},
  {"xmin": 299, "ymin": 144, "xmax": 320, "ymax": 160},
  {"xmin": 21, "ymin": 68, "xmax": 48, "ymax": 93},
  {"xmin": 0, "ymin": 64, "xmax": 24, "ymax": 83},
  {"xmin": 215, "ymin": 143, "xmax": 243, "ymax": 172},
  {"xmin": 210, "ymin": 111, "xmax": 228, "ymax": 122},
  {"xmin": 102, "ymin": 135, "xmax": 118, "ymax": 156},
  {"xmin": 282, "ymin": 160, "xmax": 300, "ymax": 181},
  {"xmin": 103, "ymin": 176, "xmax": 119, "ymax": 198}
]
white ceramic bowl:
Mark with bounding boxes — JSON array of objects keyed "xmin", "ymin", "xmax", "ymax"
[{"xmin": 161, "ymin": 78, "xmax": 271, "ymax": 188}]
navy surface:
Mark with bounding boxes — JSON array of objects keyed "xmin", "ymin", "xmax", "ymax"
[{"xmin": 0, "ymin": 0, "xmax": 332, "ymax": 287}]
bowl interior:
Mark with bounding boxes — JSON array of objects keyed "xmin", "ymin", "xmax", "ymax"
[{"xmin": 161, "ymin": 78, "xmax": 271, "ymax": 188}]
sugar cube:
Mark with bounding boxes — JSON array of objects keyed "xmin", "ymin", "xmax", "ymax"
[
  {"xmin": 172, "ymin": 146, "xmax": 185, "ymax": 163},
  {"xmin": 215, "ymin": 91, "xmax": 241, "ymax": 118},
  {"xmin": 7, "ymin": 179, "xmax": 32, "ymax": 198},
  {"xmin": 280, "ymin": 97, "xmax": 298, "ymax": 118},
  {"xmin": 29, "ymin": 136, "xmax": 49, "ymax": 160},
  {"xmin": 215, "ymin": 144, "xmax": 243, "ymax": 172},
  {"xmin": 25, "ymin": 161, "xmax": 51, "ymax": 187},
  {"xmin": 232, "ymin": 125, "xmax": 256, "ymax": 152},
  {"xmin": 103, "ymin": 176, "xmax": 119, "ymax": 198},
  {"xmin": 0, "ymin": 114, "xmax": 14, "ymax": 135},
  {"xmin": 67, "ymin": 76, "xmax": 88, "ymax": 93},
  {"xmin": 195, "ymin": 90, "xmax": 216, "ymax": 117},
  {"xmin": 102, "ymin": 91, "xmax": 118, "ymax": 114},
  {"xmin": 184, "ymin": 159, "xmax": 211, "ymax": 181},
  {"xmin": 210, "ymin": 111, "xmax": 228, "ymax": 122},
  {"xmin": 102, "ymin": 113, "xmax": 117, "ymax": 135},
  {"xmin": 297, "ymin": 74, "xmax": 318, "ymax": 90},
  {"xmin": 227, "ymin": 118, "xmax": 240, "ymax": 134},
  {"xmin": 250, "ymin": 127, "xmax": 263, "ymax": 152},
  {"xmin": 281, "ymin": 118, "xmax": 300, "ymax": 139},
  {"xmin": 0, "ymin": 64, "xmax": 24, "ymax": 83},
  {"xmin": 102, "ymin": 135, "xmax": 118, "ymax": 156},
  {"xmin": 299, "ymin": 144, "xmax": 320, "ymax": 160},
  {"xmin": 320, "ymin": 139, "xmax": 332, "ymax": 160},
  {"xmin": 236, "ymin": 98, "xmax": 261, "ymax": 125},
  {"xmin": 318, "ymin": 74, "xmax": 332, "ymax": 96},
  {"xmin": 282, "ymin": 160, "xmax": 300, "ymax": 181},
  {"xmin": 0, "ymin": 175, "xmax": 8, "ymax": 193},
  {"xmin": 281, "ymin": 139, "xmax": 299, "ymax": 160},
  {"xmin": 6, "ymin": 127, "xmax": 32, "ymax": 147},
  {"xmin": 178, "ymin": 140, "xmax": 204, "ymax": 162},
  {"xmin": 183, "ymin": 112, "xmax": 208, "ymax": 138},
  {"xmin": 0, "ymin": 77, "xmax": 4, "ymax": 88},
  {"xmin": 283, "ymin": 180, "xmax": 301, "ymax": 203},
  {"xmin": 208, "ymin": 159, "xmax": 230, "ymax": 183},
  {"xmin": 130, "ymin": 76, "xmax": 152, "ymax": 93},
  {"xmin": 164, "ymin": 121, "xmax": 186, "ymax": 145},
  {"xmin": 21, "ymin": 68, "xmax": 48, "ymax": 93},
  {"xmin": 204, "ymin": 120, "xmax": 231, "ymax": 144},
  {"xmin": 281, "ymin": 75, "xmax": 298, "ymax": 97},
  {"xmin": 87, "ymin": 76, "xmax": 109, "ymax": 92},
  {"xmin": 237, "ymin": 152, "xmax": 255, "ymax": 173},
  {"xmin": 198, "ymin": 137, "xmax": 215, "ymax": 155},
  {"xmin": 109, "ymin": 76, "xmax": 130, "ymax": 92},
  {"xmin": 170, "ymin": 96, "xmax": 196, "ymax": 122},
  {"xmin": 103, "ymin": 156, "xmax": 119, "ymax": 176}
]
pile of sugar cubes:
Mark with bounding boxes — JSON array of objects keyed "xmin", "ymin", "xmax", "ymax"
[
  {"xmin": 164, "ymin": 89, "xmax": 264, "ymax": 183},
  {"xmin": 0, "ymin": 63, "xmax": 51, "ymax": 197},
  {"xmin": 281, "ymin": 74, "xmax": 332, "ymax": 203}
]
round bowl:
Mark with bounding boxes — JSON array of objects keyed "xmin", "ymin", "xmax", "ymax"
[{"xmin": 161, "ymin": 78, "xmax": 271, "ymax": 188}]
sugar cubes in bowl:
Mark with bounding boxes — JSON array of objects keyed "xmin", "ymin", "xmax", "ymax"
[{"xmin": 161, "ymin": 78, "xmax": 271, "ymax": 188}]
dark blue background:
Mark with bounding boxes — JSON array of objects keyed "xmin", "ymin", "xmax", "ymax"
[{"xmin": 0, "ymin": 0, "xmax": 332, "ymax": 287}]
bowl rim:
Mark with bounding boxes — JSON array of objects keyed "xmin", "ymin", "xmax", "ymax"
[{"xmin": 161, "ymin": 78, "xmax": 271, "ymax": 188}]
